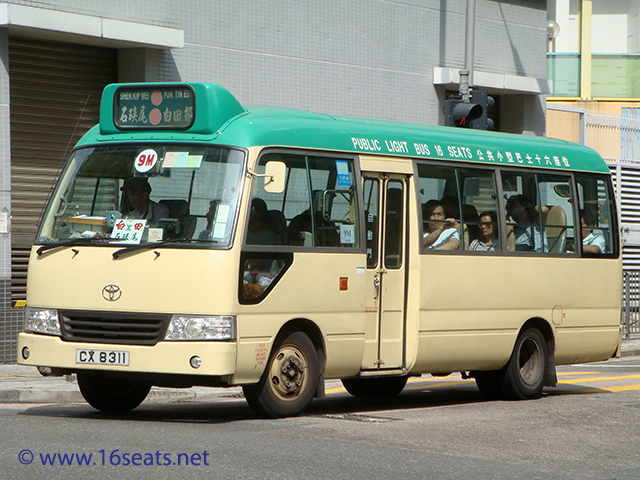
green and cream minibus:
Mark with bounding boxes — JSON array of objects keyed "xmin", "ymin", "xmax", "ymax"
[{"xmin": 18, "ymin": 83, "xmax": 621, "ymax": 417}]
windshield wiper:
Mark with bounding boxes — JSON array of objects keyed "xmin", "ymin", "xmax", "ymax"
[
  {"xmin": 36, "ymin": 238, "xmax": 97, "ymax": 256},
  {"xmin": 112, "ymin": 238, "xmax": 195, "ymax": 259}
]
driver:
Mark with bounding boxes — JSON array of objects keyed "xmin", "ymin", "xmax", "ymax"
[{"xmin": 121, "ymin": 178, "xmax": 169, "ymax": 228}]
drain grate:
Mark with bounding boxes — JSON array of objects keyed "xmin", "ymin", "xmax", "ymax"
[
  {"xmin": 320, "ymin": 413, "xmax": 399, "ymax": 423},
  {"xmin": 220, "ymin": 393, "xmax": 245, "ymax": 399}
]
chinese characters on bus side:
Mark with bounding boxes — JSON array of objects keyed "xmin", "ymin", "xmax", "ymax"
[{"xmin": 350, "ymin": 137, "xmax": 571, "ymax": 168}]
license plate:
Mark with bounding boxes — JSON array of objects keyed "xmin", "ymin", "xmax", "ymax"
[{"xmin": 76, "ymin": 349, "xmax": 129, "ymax": 366}]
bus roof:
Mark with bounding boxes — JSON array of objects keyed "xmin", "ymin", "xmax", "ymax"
[{"xmin": 79, "ymin": 82, "xmax": 609, "ymax": 174}]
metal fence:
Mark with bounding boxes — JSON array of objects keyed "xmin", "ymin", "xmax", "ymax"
[
  {"xmin": 623, "ymin": 271, "xmax": 640, "ymax": 339},
  {"xmin": 0, "ymin": 306, "xmax": 24, "ymax": 363}
]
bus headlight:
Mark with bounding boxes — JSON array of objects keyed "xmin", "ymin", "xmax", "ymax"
[
  {"xmin": 165, "ymin": 315, "xmax": 236, "ymax": 341},
  {"xmin": 25, "ymin": 308, "xmax": 61, "ymax": 336}
]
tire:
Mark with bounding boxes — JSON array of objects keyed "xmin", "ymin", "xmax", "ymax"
[
  {"xmin": 341, "ymin": 376, "xmax": 408, "ymax": 398},
  {"xmin": 472, "ymin": 370, "xmax": 505, "ymax": 400},
  {"xmin": 500, "ymin": 327, "xmax": 547, "ymax": 400},
  {"xmin": 243, "ymin": 331, "xmax": 319, "ymax": 418},
  {"xmin": 77, "ymin": 373, "xmax": 151, "ymax": 413}
]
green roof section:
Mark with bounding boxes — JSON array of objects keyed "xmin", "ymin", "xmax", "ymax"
[{"xmin": 78, "ymin": 82, "xmax": 609, "ymax": 174}]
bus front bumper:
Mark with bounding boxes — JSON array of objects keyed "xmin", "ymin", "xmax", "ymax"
[{"xmin": 17, "ymin": 332, "xmax": 237, "ymax": 377}]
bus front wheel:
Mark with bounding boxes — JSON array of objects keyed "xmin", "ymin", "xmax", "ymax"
[
  {"xmin": 243, "ymin": 331, "xmax": 319, "ymax": 418},
  {"xmin": 501, "ymin": 327, "xmax": 547, "ymax": 400},
  {"xmin": 77, "ymin": 372, "xmax": 151, "ymax": 413}
]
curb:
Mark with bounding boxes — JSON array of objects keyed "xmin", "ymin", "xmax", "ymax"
[
  {"xmin": 621, "ymin": 348, "xmax": 640, "ymax": 357},
  {"xmin": 0, "ymin": 384, "xmax": 208, "ymax": 404}
]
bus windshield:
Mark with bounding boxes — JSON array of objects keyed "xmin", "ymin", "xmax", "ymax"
[{"xmin": 36, "ymin": 144, "xmax": 245, "ymax": 247}]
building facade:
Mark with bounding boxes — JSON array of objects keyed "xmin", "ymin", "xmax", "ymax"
[
  {"xmin": 0, "ymin": 0, "xmax": 549, "ymax": 362},
  {"xmin": 547, "ymin": 0, "xmax": 640, "ymax": 271}
]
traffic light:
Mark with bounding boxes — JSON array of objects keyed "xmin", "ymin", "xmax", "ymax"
[
  {"xmin": 444, "ymin": 91, "xmax": 494, "ymax": 130},
  {"xmin": 469, "ymin": 91, "xmax": 495, "ymax": 130},
  {"xmin": 444, "ymin": 98, "xmax": 482, "ymax": 127}
]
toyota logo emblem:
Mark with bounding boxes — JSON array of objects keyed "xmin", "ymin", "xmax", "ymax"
[{"xmin": 102, "ymin": 285, "xmax": 122, "ymax": 301}]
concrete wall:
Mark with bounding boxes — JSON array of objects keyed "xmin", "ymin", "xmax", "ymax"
[{"xmin": 2, "ymin": 0, "xmax": 547, "ymax": 126}]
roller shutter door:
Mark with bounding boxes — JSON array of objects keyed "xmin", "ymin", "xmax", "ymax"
[{"xmin": 9, "ymin": 37, "xmax": 117, "ymax": 300}]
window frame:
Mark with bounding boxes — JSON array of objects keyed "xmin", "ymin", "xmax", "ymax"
[
  {"xmin": 415, "ymin": 160, "xmax": 504, "ymax": 255},
  {"xmin": 414, "ymin": 159, "xmax": 618, "ymax": 258},
  {"xmin": 244, "ymin": 148, "xmax": 366, "ymax": 254},
  {"xmin": 574, "ymin": 172, "xmax": 620, "ymax": 258}
]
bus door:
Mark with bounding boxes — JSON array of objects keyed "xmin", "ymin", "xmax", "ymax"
[{"xmin": 361, "ymin": 174, "xmax": 408, "ymax": 371}]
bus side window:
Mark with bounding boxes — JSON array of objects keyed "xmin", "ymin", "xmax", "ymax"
[
  {"xmin": 575, "ymin": 173, "xmax": 618, "ymax": 257},
  {"xmin": 363, "ymin": 178, "xmax": 379, "ymax": 268},
  {"xmin": 255, "ymin": 153, "xmax": 359, "ymax": 249},
  {"xmin": 537, "ymin": 174, "xmax": 575, "ymax": 254},
  {"xmin": 503, "ymin": 171, "xmax": 576, "ymax": 255},
  {"xmin": 417, "ymin": 164, "xmax": 499, "ymax": 252},
  {"xmin": 503, "ymin": 171, "xmax": 549, "ymax": 254},
  {"xmin": 417, "ymin": 163, "xmax": 460, "ymax": 251},
  {"xmin": 457, "ymin": 168, "xmax": 499, "ymax": 252}
]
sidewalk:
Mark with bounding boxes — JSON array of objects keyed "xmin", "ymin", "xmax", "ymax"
[{"xmin": 1, "ymin": 337, "xmax": 639, "ymax": 405}]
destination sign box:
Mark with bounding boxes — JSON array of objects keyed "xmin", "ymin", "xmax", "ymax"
[{"xmin": 114, "ymin": 85, "xmax": 195, "ymax": 129}]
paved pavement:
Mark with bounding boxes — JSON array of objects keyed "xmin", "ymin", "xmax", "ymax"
[{"xmin": 1, "ymin": 337, "xmax": 639, "ymax": 405}]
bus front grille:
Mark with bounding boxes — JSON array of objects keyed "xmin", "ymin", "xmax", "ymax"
[{"xmin": 60, "ymin": 311, "xmax": 171, "ymax": 346}]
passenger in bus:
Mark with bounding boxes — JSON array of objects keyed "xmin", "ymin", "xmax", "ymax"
[
  {"xmin": 422, "ymin": 199, "xmax": 460, "ymax": 250},
  {"xmin": 580, "ymin": 209, "xmax": 606, "ymax": 254},
  {"xmin": 246, "ymin": 198, "xmax": 282, "ymax": 245},
  {"xmin": 121, "ymin": 177, "xmax": 169, "ymax": 228},
  {"xmin": 287, "ymin": 209, "xmax": 339, "ymax": 247},
  {"xmin": 506, "ymin": 194, "xmax": 548, "ymax": 253},
  {"xmin": 468, "ymin": 211, "xmax": 499, "ymax": 251}
]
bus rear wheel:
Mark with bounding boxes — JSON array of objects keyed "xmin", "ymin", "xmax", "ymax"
[
  {"xmin": 341, "ymin": 376, "xmax": 408, "ymax": 398},
  {"xmin": 501, "ymin": 327, "xmax": 547, "ymax": 400},
  {"xmin": 243, "ymin": 331, "xmax": 319, "ymax": 418},
  {"xmin": 77, "ymin": 372, "xmax": 151, "ymax": 413}
]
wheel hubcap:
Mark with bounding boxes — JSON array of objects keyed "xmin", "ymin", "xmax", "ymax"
[
  {"xmin": 519, "ymin": 336, "xmax": 543, "ymax": 386},
  {"xmin": 269, "ymin": 346, "xmax": 307, "ymax": 400}
]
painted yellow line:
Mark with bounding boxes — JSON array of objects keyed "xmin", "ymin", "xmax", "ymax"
[
  {"xmin": 603, "ymin": 385, "xmax": 640, "ymax": 392},
  {"xmin": 561, "ymin": 385, "xmax": 640, "ymax": 395},
  {"xmin": 327, "ymin": 373, "xmax": 640, "ymax": 395},
  {"xmin": 407, "ymin": 375, "xmax": 467, "ymax": 383},
  {"xmin": 557, "ymin": 372, "xmax": 599, "ymax": 376},
  {"xmin": 559, "ymin": 374, "xmax": 640, "ymax": 384},
  {"xmin": 325, "ymin": 376, "xmax": 469, "ymax": 394},
  {"xmin": 405, "ymin": 380, "xmax": 472, "ymax": 391},
  {"xmin": 326, "ymin": 385, "xmax": 347, "ymax": 394}
]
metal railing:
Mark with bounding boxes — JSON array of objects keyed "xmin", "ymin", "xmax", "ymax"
[{"xmin": 623, "ymin": 271, "xmax": 640, "ymax": 339}]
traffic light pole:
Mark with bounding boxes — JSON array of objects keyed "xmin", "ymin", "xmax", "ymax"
[
  {"xmin": 464, "ymin": 0, "xmax": 476, "ymax": 90},
  {"xmin": 458, "ymin": 0, "xmax": 475, "ymax": 103},
  {"xmin": 459, "ymin": 70, "xmax": 470, "ymax": 103},
  {"xmin": 444, "ymin": 0, "xmax": 493, "ymax": 129}
]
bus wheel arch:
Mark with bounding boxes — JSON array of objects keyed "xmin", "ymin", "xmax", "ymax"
[{"xmin": 242, "ymin": 319, "xmax": 325, "ymax": 418}]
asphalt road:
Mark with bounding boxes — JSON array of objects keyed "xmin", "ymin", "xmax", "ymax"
[{"xmin": 2, "ymin": 356, "xmax": 640, "ymax": 480}]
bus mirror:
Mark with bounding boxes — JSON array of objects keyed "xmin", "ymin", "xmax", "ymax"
[
  {"xmin": 264, "ymin": 161, "xmax": 286, "ymax": 194},
  {"xmin": 553, "ymin": 184, "xmax": 571, "ymax": 198}
]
